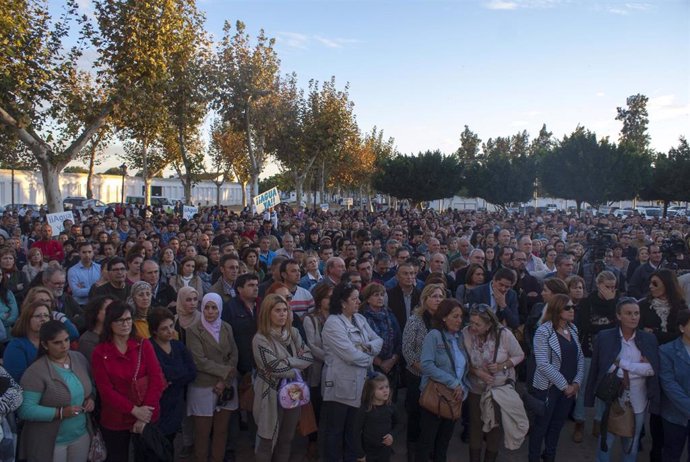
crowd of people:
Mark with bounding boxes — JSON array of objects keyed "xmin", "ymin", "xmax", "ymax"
[{"xmin": 0, "ymin": 201, "xmax": 690, "ymax": 462}]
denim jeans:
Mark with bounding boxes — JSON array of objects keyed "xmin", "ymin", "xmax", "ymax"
[
  {"xmin": 662, "ymin": 418, "xmax": 690, "ymax": 462},
  {"xmin": 596, "ymin": 411, "xmax": 645, "ymax": 462},
  {"xmin": 319, "ymin": 401, "xmax": 358, "ymax": 462},
  {"xmin": 528, "ymin": 387, "xmax": 574, "ymax": 461}
]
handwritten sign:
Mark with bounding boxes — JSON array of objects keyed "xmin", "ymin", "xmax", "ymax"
[
  {"xmin": 253, "ymin": 187, "xmax": 281, "ymax": 214},
  {"xmin": 47, "ymin": 211, "xmax": 75, "ymax": 236},
  {"xmin": 320, "ymin": 203, "xmax": 329, "ymax": 212},
  {"xmin": 183, "ymin": 206, "xmax": 198, "ymax": 220}
]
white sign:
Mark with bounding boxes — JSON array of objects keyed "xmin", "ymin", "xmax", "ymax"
[
  {"xmin": 47, "ymin": 211, "xmax": 75, "ymax": 236},
  {"xmin": 253, "ymin": 187, "xmax": 281, "ymax": 214},
  {"xmin": 183, "ymin": 206, "xmax": 198, "ymax": 220},
  {"xmin": 320, "ymin": 203, "xmax": 329, "ymax": 212},
  {"xmin": 343, "ymin": 198, "xmax": 353, "ymax": 206}
]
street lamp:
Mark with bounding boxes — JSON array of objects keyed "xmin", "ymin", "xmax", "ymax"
[{"xmin": 120, "ymin": 163, "xmax": 127, "ymax": 206}]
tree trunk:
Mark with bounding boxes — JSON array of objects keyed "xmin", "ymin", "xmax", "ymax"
[
  {"xmin": 663, "ymin": 199, "xmax": 669, "ymax": 218},
  {"xmin": 142, "ymin": 140, "xmax": 150, "ymax": 206},
  {"xmin": 11, "ymin": 168, "xmax": 15, "ymax": 207},
  {"xmin": 576, "ymin": 200, "xmax": 582, "ymax": 216},
  {"xmin": 214, "ymin": 181, "xmax": 224, "ymax": 206},
  {"xmin": 294, "ymin": 172, "xmax": 305, "ymax": 206},
  {"xmin": 39, "ymin": 160, "xmax": 63, "ymax": 213},
  {"xmin": 86, "ymin": 143, "xmax": 96, "ymax": 199},
  {"xmin": 183, "ymin": 177, "xmax": 193, "ymax": 206},
  {"xmin": 319, "ymin": 159, "xmax": 326, "ymax": 205}
]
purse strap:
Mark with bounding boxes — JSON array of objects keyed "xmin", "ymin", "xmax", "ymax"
[
  {"xmin": 439, "ymin": 330, "xmax": 457, "ymax": 377},
  {"xmin": 492, "ymin": 327, "xmax": 504, "ymax": 364},
  {"xmin": 133, "ymin": 340, "xmax": 144, "ymax": 382}
]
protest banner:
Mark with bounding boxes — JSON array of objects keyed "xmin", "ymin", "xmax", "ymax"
[
  {"xmin": 253, "ymin": 187, "xmax": 281, "ymax": 214},
  {"xmin": 46, "ymin": 211, "xmax": 75, "ymax": 236},
  {"xmin": 183, "ymin": 206, "xmax": 198, "ymax": 220}
]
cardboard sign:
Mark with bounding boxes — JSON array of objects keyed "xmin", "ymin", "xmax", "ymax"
[
  {"xmin": 253, "ymin": 187, "xmax": 281, "ymax": 214},
  {"xmin": 183, "ymin": 206, "xmax": 198, "ymax": 220},
  {"xmin": 320, "ymin": 203, "xmax": 329, "ymax": 212},
  {"xmin": 47, "ymin": 211, "xmax": 75, "ymax": 236},
  {"xmin": 343, "ymin": 198, "xmax": 353, "ymax": 206}
]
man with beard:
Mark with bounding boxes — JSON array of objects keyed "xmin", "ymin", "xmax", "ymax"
[{"xmin": 43, "ymin": 266, "xmax": 84, "ymax": 332}]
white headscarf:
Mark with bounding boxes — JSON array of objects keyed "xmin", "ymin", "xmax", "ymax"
[{"xmin": 200, "ymin": 293, "xmax": 223, "ymax": 342}]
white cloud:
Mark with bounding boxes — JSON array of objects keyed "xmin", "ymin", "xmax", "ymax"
[
  {"xmin": 275, "ymin": 32, "xmax": 359, "ymax": 50},
  {"xmin": 485, "ymin": 1, "xmax": 519, "ymax": 10},
  {"xmin": 484, "ymin": 0, "xmax": 561, "ymax": 10},
  {"xmin": 607, "ymin": 7, "xmax": 629, "ymax": 15},
  {"xmin": 596, "ymin": 91, "xmax": 606, "ymax": 97},
  {"xmin": 275, "ymin": 32, "xmax": 309, "ymax": 50},
  {"xmin": 648, "ymin": 94, "xmax": 690, "ymax": 122}
]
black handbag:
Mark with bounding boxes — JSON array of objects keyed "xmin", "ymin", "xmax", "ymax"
[
  {"xmin": 137, "ymin": 424, "xmax": 173, "ymax": 461},
  {"xmin": 216, "ymin": 386, "xmax": 235, "ymax": 406},
  {"xmin": 595, "ymin": 366, "xmax": 623, "ymax": 403}
]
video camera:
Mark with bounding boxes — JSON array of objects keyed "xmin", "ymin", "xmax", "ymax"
[
  {"xmin": 660, "ymin": 236, "xmax": 687, "ymax": 270},
  {"xmin": 585, "ymin": 226, "xmax": 617, "ymax": 261}
]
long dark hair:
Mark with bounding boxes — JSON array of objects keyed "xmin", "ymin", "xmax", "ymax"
[
  {"xmin": 36, "ymin": 320, "xmax": 69, "ymax": 359},
  {"xmin": 101, "ymin": 301, "xmax": 136, "ymax": 343},
  {"xmin": 84, "ymin": 296, "xmax": 113, "ymax": 331},
  {"xmin": 650, "ymin": 269, "xmax": 686, "ymax": 311},
  {"xmin": 431, "ymin": 299, "xmax": 463, "ymax": 331}
]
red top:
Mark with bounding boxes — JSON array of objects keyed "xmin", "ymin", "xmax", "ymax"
[
  {"xmin": 92, "ymin": 338, "xmax": 166, "ymax": 431},
  {"xmin": 31, "ymin": 239, "xmax": 64, "ymax": 263}
]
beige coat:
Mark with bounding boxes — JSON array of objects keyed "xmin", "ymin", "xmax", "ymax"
[
  {"xmin": 169, "ymin": 274, "xmax": 205, "ymax": 297},
  {"xmin": 480, "ymin": 382, "xmax": 529, "ymax": 450},
  {"xmin": 252, "ymin": 328, "xmax": 314, "ymax": 444},
  {"xmin": 186, "ymin": 320, "xmax": 238, "ymax": 387}
]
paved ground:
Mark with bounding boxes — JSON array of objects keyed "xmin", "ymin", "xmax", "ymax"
[
  {"xmin": 223, "ymin": 393, "xmax": 635, "ymax": 462},
  {"xmin": 175, "ymin": 385, "xmax": 686, "ymax": 461}
]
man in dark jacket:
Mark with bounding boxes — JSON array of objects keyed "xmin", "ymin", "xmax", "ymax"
[
  {"xmin": 466, "ymin": 268, "xmax": 520, "ymax": 329},
  {"xmin": 387, "ymin": 262, "xmax": 421, "ymax": 332}
]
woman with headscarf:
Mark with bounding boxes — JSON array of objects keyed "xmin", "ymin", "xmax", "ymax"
[
  {"xmin": 127, "ymin": 281, "xmax": 154, "ymax": 339},
  {"xmin": 174, "ymin": 286, "xmax": 200, "ymax": 344},
  {"xmin": 186, "ymin": 293, "xmax": 239, "ymax": 462}
]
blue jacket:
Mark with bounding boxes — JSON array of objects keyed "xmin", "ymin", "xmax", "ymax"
[
  {"xmin": 659, "ymin": 337, "xmax": 690, "ymax": 426},
  {"xmin": 584, "ymin": 327, "xmax": 660, "ymax": 413},
  {"xmin": 466, "ymin": 283, "xmax": 520, "ymax": 329},
  {"xmin": 419, "ymin": 329, "xmax": 469, "ymax": 399}
]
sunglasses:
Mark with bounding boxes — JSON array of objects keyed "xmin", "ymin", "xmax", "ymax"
[
  {"xmin": 470, "ymin": 303, "xmax": 491, "ymax": 315},
  {"xmin": 563, "ymin": 304, "xmax": 575, "ymax": 311}
]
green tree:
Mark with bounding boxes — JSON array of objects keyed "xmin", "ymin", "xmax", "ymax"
[
  {"xmin": 539, "ymin": 126, "xmax": 639, "ymax": 212},
  {"xmin": 259, "ymin": 173, "xmax": 292, "ymax": 194},
  {"xmin": 464, "ymin": 132, "xmax": 536, "ymax": 211},
  {"xmin": 212, "ymin": 20, "xmax": 281, "ymax": 203},
  {"xmin": 209, "ymin": 118, "xmax": 251, "ymax": 206},
  {"xmin": 0, "ymin": 0, "xmax": 115, "ymax": 211},
  {"xmin": 616, "ymin": 94, "xmax": 650, "ymax": 152},
  {"xmin": 159, "ymin": 1, "xmax": 212, "ymax": 205},
  {"xmin": 640, "ymin": 137, "xmax": 690, "ymax": 216},
  {"xmin": 455, "ymin": 125, "xmax": 482, "ymax": 162},
  {"xmin": 372, "ymin": 151, "xmax": 462, "ymax": 207},
  {"xmin": 268, "ymin": 73, "xmax": 311, "ymax": 204},
  {"xmin": 63, "ymin": 166, "xmax": 89, "ymax": 173}
]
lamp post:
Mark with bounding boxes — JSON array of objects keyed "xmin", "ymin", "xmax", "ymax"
[{"xmin": 120, "ymin": 163, "xmax": 127, "ymax": 206}]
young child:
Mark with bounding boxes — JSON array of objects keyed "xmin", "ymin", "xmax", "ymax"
[{"xmin": 354, "ymin": 373, "xmax": 399, "ymax": 462}]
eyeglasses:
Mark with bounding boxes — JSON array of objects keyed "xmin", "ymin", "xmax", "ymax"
[
  {"xmin": 563, "ymin": 304, "xmax": 575, "ymax": 311},
  {"xmin": 113, "ymin": 317, "xmax": 133, "ymax": 325},
  {"xmin": 32, "ymin": 314, "xmax": 51, "ymax": 319},
  {"xmin": 616, "ymin": 297, "xmax": 639, "ymax": 309}
]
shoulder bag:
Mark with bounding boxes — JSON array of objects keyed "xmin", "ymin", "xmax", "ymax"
[
  {"xmin": 130, "ymin": 340, "xmax": 149, "ymax": 406},
  {"xmin": 419, "ymin": 330, "xmax": 463, "ymax": 421},
  {"xmin": 278, "ymin": 370, "xmax": 310, "ymax": 409}
]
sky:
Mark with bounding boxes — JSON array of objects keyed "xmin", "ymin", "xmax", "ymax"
[{"xmin": 72, "ymin": 0, "xmax": 690, "ymax": 172}]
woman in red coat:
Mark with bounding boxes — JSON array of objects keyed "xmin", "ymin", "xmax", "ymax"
[{"xmin": 92, "ymin": 301, "xmax": 166, "ymax": 462}]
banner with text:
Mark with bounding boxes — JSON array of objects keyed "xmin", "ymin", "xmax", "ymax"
[
  {"xmin": 183, "ymin": 206, "xmax": 198, "ymax": 220},
  {"xmin": 47, "ymin": 211, "xmax": 75, "ymax": 236},
  {"xmin": 253, "ymin": 187, "xmax": 281, "ymax": 214}
]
